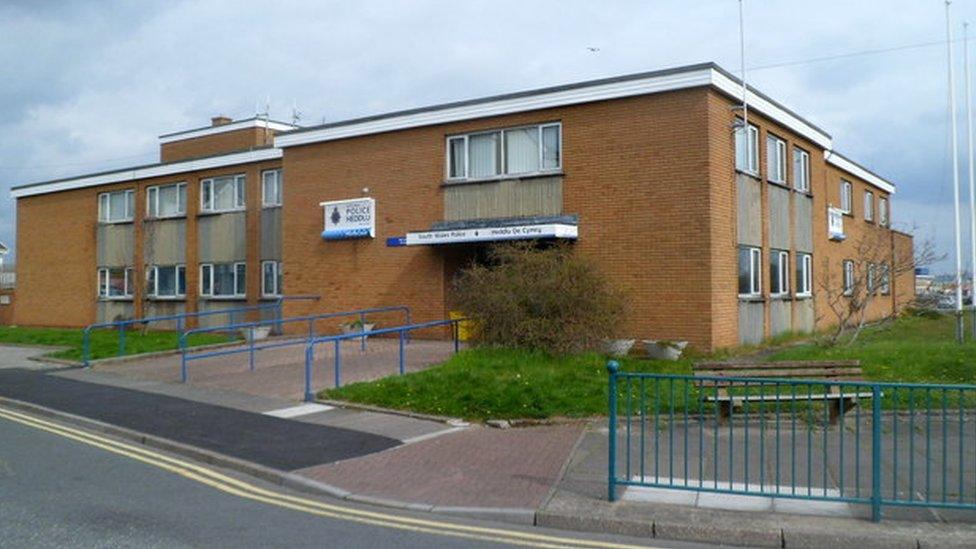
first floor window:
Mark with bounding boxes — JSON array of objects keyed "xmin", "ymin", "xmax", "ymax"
[
  {"xmin": 795, "ymin": 253, "xmax": 812, "ymax": 297},
  {"xmin": 770, "ymin": 249, "xmax": 790, "ymax": 296},
  {"xmin": 880, "ymin": 263, "xmax": 891, "ymax": 295},
  {"xmin": 864, "ymin": 191, "xmax": 874, "ymax": 222},
  {"xmin": 766, "ymin": 135, "xmax": 786, "ymax": 184},
  {"xmin": 98, "ymin": 190, "xmax": 135, "ymax": 223},
  {"xmin": 147, "ymin": 265, "xmax": 186, "ymax": 298},
  {"xmin": 98, "ymin": 267, "xmax": 133, "ymax": 298},
  {"xmin": 738, "ymin": 246, "xmax": 762, "ymax": 296},
  {"xmin": 840, "ymin": 180, "xmax": 853, "ymax": 213},
  {"xmin": 735, "ymin": 121, "xmax": 759, "ymax": 175},
  {"xmin": 262, "ymin": 169, "xmax": 282, "ymax": 207},
  {"xmin": 200, "ymin": 262, "xmax": 246, "ymax": 298},
  {"xmin": 879, "ymin": 197, "xmax": 889, "ymax": 226},
  {"xmin": 446, "ymin": 123, "xmax": 561, "ymax": 181},
  {"xmin": 843, "ymin": 260, "xmax": 855, "ymax": 296},
  {"xmin": 793, "ymin": 148, "xmax": 810, "ymax": 192},
  {"xmin": 261, "ymin": 261, "xmax": 283, "ymax": 297},
  {"xmin": 201, "ymin": 175, "xmax": 246, "ymax": 213},
  {"xmin": 146, "ymin": 183, "xmax": 186, "ymax": 218}
]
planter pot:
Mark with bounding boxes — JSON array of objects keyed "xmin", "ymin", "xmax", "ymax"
[
  {"xmin": 643, "ymin": 340, "xmax": 688, "ymax": 361},
  {"xmin": 340, "ymin": 323, "xmax": 376, "ymax": 336},
  {"xmin": 241, "ymin": 325, "xmax": 272, "ymax": 342},
  {"xmin": 602, "ymin": 338, "xmax": 636, "ymax": 357}
]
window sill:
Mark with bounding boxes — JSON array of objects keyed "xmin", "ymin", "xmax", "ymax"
[
  {"xmin": 442, "ymin": 171, "xmax": 564, "ymax": 187},
  {"xmin": 794, "ymin": 294, "xmax": 813, "ymax": 300},
  {"xmin": 147, "ymin": 296, "xmax": 186, "ymax": 302},
  {"xmin": 98, "ymin": 297, "xmax": 133, "ymax": 302},
  {"xmin": 261, "ymin": 204, "xmax": 282, "ymax": 209},
  {"xmin": 738, "ymin": 295, "xmax": 765, "ymax": 303},
  {"xmin": 198, "ymin": 208, "xmax": 246, "ymax": 217},
  {"xmin": 770, "ymin": 294, "xmax": 792, "ymax": 301},
  {"xmin": 260, "ymin": 295, "xmax": 281, "ymax": 300},
  {"xmin": 201, "ymin": 296, "xmax": 247, "ymax": 301},
  {"xmin": 145, "ymin": 215, "xmax": 187, "ymax": 222},
  {"xmin": 767, "ymin": 179, "xmax": 790, "ymax": 190},
  {"xmin": 735, "ymin": 168, "xmax": 760, "ymax": 179},
  {"xmin": 98, "ymin": 220, "xmax": 134, "ymax": 226}
]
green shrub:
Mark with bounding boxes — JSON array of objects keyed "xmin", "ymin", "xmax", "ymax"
[{"xmin": 452, "ymin": 242, "xmax": 624, "ymax": 355}]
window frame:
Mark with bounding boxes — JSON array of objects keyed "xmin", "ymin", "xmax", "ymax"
[
  {"xmin": 880, "ymin": 263, "xmax": 891, "ymax": 295},
  {"xmin": 770, "ymin": 249, "xmax": 790, "ymax": 297},
  {"xmin": 766, "ymin": 134, "xmax": 787, "ymax": 185},
  {"xmin": 261, "ymin": 260, "xmax": 283, "ymax": 298},
  {"xmin": 738, "ymin": 246, "xmax": 762, "ymax": 298},
  {"xmin": 97, "ymin": 266, "xmax": 134, "ymax": 299},
  {"xmin": 98, "ymin": 189, "xmax": 135, "ymax": 223},
  {"xmin": 878, "ymin": 197, "xmax": 888, "ymax": 226},
  {"xmin": 792, "ymin": 147, "xmax": 810, "ymax": 193},
  {"xmin": 843, "ymin": 260, "xmax": 855, "ymax": 296},
  {"xmin": 735, "ymin": 120, "xmax": 760, "ymax": 176},
  {"xmin": 200, "ymin": 174, "xmax": 246, "ymax": 213},
  {"xmin": 864, "ymin": 191, "xmax": 874, "ymax": 222},
  {"xmin": 796, "ymin": 253, "xmax": 813, "ymax": 297},
  {"xmin": 445, "ymin": 122, "xmax": 562, "ymax": 182},
  {"xmin": 261, "ymin": 169, "xmax": 283, "ymax": 208},
  {"xmin": 199, "ymin": 261, "xmax": 246, "ymax": 299},
  {"xmin": 146, "ymin": 182, "xmax": 187, "ymax": 219},
  {"xmin": 146, "ymin": 264, "xmax": 186, "ymax": 299},
  {"xmin": 840, "ymin": 180, "xmax": 853, "ymax": 214}
]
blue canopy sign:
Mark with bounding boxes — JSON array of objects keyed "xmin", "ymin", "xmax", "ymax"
[{"xmin": 320, "ymin": 198, "xmax": 375, "ymax": 240}]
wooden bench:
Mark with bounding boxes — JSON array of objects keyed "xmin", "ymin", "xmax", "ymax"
[{"xmin": 691, "ymin": 360, "xmax": 872, "ymax": 425}]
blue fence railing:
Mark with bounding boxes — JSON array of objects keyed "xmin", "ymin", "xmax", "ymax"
[
  {"xmin": 303, "ymin": 318, "xmax": 463, "ymax": 402},
  {"xmin": 178, "ymin": 306, "xmax": 412, "ymax": 383},
  {"xmin": 606, "ymin": 362, "xmax": 976, "ymax": 522},
  {"xmin": 82, "ymin": 301, "xmax": 284, "ymax": 367}
]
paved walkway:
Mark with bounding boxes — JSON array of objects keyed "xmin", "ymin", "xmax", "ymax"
[{"xmin": 94, "ymin": 338, "xmax": 458, "ymax": 401}]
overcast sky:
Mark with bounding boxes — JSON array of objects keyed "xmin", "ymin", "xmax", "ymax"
[{"xmin": 0, "ymin": 0, "xmax": 973, "ymax": 273}]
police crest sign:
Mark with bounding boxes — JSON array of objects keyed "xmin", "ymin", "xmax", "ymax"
[{"xmin": 319, "ymin": 198, "xmax": 375, "ymax": 240}]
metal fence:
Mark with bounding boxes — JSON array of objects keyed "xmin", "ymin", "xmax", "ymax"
[
  {"xmin": 303, "ymin": 318, "xmax": 463, "ymax": 401},
  {"xmin": 606, "ymin": 361, "xmax": 976, "ymax": 522},
  {"xmin": 177, "ymin": 305, "xmax": 412, "ymax": 382}
]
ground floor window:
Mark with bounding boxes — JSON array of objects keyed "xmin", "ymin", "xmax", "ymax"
[
  {"xmin": 200, "ymin": 262, "xmax": 245, "ymax": 298},
  {"xmin": 795, "ymin": 253, "xmax": 812, "ymax": 297},
  {"xmin": 261, "ymin": 261, "xmax": 282, "ymax": 297},
  {"xmin": 738, "ymin": 246, "xmax": 761, "ymax": 297},
  {"xmin": 770, "ymin": 250, "xmax": 790, "ymax": 296},
  {"xmin": 147, "ymin": 265, "xmax": 186, "ymax": 298},
  {"xmin": 880, "ymin": 263, "xmax": 891, "ymax": 295},
  {"xmin": 98, "ymin": 267, "xmax": 133, "ymax": 299},
  {"xmin": 843, "ymin": 260, "xmax": 855, "ymax": 296}
]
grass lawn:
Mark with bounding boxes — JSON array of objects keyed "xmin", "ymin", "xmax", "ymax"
[
  {"xmin": 0, "ymin": 326, "xmax": 235, "ymax": 362},
  {"xmin": 321, "ymin": 312, "xmax": 976, "ymax": 421}
]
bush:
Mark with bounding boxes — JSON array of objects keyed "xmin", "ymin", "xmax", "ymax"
[{"xmin": 452, "ymin": 242, "xmax": 624, "ymax": 355}]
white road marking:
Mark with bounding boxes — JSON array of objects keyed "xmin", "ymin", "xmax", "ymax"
[{"xmin": 263, "ymin": 403, "xmax": 335, "ymax": 418}]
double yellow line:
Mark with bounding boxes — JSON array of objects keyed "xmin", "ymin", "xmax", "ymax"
[{"xmin": 0, "ymin": 407, "xmax": 655, "ymax": 549}]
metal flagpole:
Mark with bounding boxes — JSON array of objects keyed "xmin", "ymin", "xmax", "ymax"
[
  {"xmin": 947, "ymin": 1, "xmax": 966, "ymax": 343},
  {"xmin": 967, "ymin": 22, "xmax": 976, "ymax": 338}
]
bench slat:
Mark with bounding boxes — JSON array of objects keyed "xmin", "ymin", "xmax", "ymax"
[
  {"xmin": 693, "ymin": 360, "xmax": 860, "ymax": 371},
  {"xmin": 694, "ymin": 368, "xmax": 864, "ymax": 379},
  {"xmin": 705, "ymin": 391, "xmax": 875, "ymax": 403}
]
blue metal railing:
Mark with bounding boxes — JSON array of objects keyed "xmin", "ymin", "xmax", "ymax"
[
  {"xmin": 303, "ymin": 318, "xmax": 463, "ymax": 402},
  {"xmin": 606, "ymin": 362, "xmax": 976, "ymax": 522},
  {"xmin": 81, "ymin": 301, "xmax": 284, "ymax": 367},
  {"xmin": 178, "ymin": 306, "xmax": 412, "ymax": 383}
]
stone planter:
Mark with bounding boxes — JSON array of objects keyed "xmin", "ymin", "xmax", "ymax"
[
  {"xmin": 240, "ymin": 325, "xmax": 272, "ymax": 342},
  {"xmin": 643, "ymin": 340, "xmax": 688, "ymax": 361},
  {"xmin": 602, "ymin": 338, "xmax": 636, "ymax": 357}
]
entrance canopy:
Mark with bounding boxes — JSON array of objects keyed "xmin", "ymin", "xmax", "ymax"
[{"xmin": 405, "ymin": 215, "xmax": 578, "ymax": 246}]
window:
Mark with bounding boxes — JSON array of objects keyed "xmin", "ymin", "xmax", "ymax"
[
  {"xmin": 766, "ymin": 135, "xmax": 787, "ymax": 184},
  {"xmin": 864, "ymin": 191, "xmax": 874, "ymax": 222},
  {"xmin": 840, "ymin": 180, "xmax": 853, "ymax": 213},
  {"xmin": 146, "ymin": 183, "xmax": 186, "ymax": 219},
  {"xmin": 793, "ymin": 148, "xmax": 810, "ymax": 192},
  {"xmin": 770, "ymin": 250, "xmax": 790, "ymax": 296},
  {"xmin": 262, "ymin": 169, "xmax": 282, "ymax": 207},
  {"xmin": 843, "ymin": 260, "xmax": 855, "ymax": 296},
  {"xmin": 879, "ymin": 197, "xmax": 888, "ymax": 226},
  {"xmin": 735, "ymin": 121, "xmax": 759, "ymax": 175},
  {"xmin": 867, "ymin": 263, "xmax": 877, "ymax": 293},
  {"xmin": 199, "ymin": 262, "xmax": 246, "ymax": 298},
  {"xmin": 146, "ymin": 265, "xmax": 186, "ymax": 299},
  {"xmin": 262, "ymin": 261, "xmax": 283, "ymax": 297},
  {"xmin": 97, "ymin": 267, "xmax": 133, "ymax": 299},
  {"xmin": 98, "ymin": 190, "xmax": 135, "ymax": 223},
  {"xmin": 880, "ymin": 263, "xmax": 891, "ymax": 295},
  {"xmin": 796, "ymin": 253, "xmax": 813, "ymax": 297},
  {"xmin": 201, "ymin": 175, "xmax": 246, "ymax": 213},
  {"xmin": 446, "ymin": 123, "xmax": 561, "ymax": 180},
  {"xmin": 738, "ymin": 246, "xmax": 762, "ymax": 297}
]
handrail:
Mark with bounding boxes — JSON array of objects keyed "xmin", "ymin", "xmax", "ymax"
[
  {"xmin": 82, "ymin": 300, "xmax": 283, "ymax": 367},
  {"xmin": 178, "ymin": 305, "xmax": 412, "ymax": 383},
  {"xmin": 302, "ymin": 317, "xmax": 463, "ymax": 401}
]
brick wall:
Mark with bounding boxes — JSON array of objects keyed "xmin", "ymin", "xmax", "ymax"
[
  {"xmin": 160, "ymin": 127, "xmax": 275, "ymax": 163},
  {"xmin": 0, "ymin": 289, "xmax": 14, "ymax": 325}
]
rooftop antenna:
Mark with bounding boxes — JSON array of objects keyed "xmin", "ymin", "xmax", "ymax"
[
  {"xmin": 257, "ymin": 96, "xmax": 271, "ymax": 145},
  {"xmin": 946, "ymin": 1, "xmax": 965, "ymax": 343},
  {"xmin": 291, "ymin": 100, "xmax": 302, "ymax": 126},
  {"xmin": 966, "ymin": 21, "xmax": 976, "ymax": 338}
]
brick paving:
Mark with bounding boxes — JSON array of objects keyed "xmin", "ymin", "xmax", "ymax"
[
  {"xmin": 298, "ymin": 424, "xmax": 585, "ymax": 509},
  {"xmin": 94, "ymin": 337, "xmax": 458, "ymax": 401}
]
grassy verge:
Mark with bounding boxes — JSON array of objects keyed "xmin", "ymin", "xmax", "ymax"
[
  {"xmin": 0, "ymin": 326, "xmax": 235, "ymax": 362},
  {"xmin": 321, "ymin": 313, "xmax": 976, "ymax": 421}
]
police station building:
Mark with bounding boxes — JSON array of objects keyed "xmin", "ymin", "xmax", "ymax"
[{"xmin": 10, "ymin": 63, "xmax": 914, "ymax": 351}]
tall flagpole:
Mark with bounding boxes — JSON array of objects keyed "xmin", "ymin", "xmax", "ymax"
[
  {"xmin": 947, "ymin": 1, "xmax": 965, "ymax": 343},
  {"xmin": 739, "ymin": 0, "xmax": 748, "ymax": 130},
  {"xmin": 967, "ymin": 22, "xmax": 976, "ymax": 338}
]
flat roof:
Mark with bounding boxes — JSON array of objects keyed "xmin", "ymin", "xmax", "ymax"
[
  {"xmin": 825, "ymin": 151, "xmax": 896, "ymax": 195},
  {"xmin": 158, "ymin": 117, "xmax": 299, "ymax": 144}
]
